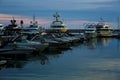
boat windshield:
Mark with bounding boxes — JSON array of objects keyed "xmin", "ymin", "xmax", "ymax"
[{"xmin": 21, "ymin": 39, "xmax": 28, "ymax": 43}]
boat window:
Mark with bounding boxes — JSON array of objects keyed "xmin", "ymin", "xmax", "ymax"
[
  {"xmin": 51, "ymin": 26, "xmax": 65, "ymax": 28},
  {"xmin": 88, "ymin": 26, "xmax": 93, "ymax": 28},
  {"xmin": 86, "ymin": 30, "xmax": 95, "ymax": 31},
  {"xmin": 105, "ymin": 26, "xmax": 109, "ymax": 28},
  {"xmin": 102, "ymin": 29, "xmax": 111, "ymax": 31},
  {"xmin": 96, "ymin": 24, "xmax": 103, "ymax": 28}
]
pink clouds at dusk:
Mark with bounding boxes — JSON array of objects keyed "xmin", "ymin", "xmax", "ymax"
[
  {"xmin": 0, "ymin": 14, "xmax": 94, "ymax": 28},
  {"xmin": 0, "ymin": 14, "xmax": 116, "ymax": 29},
  {"xmin": 0, "ymin": 14, "xmax": 51, "ymax": 26}
]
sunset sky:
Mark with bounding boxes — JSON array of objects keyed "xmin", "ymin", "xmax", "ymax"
[{"xmin": 0, "ymin": 0, "xmax": 120, "ymax": 29}]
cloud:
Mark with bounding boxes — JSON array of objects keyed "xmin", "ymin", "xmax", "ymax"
[
  {"xmin": 1, "ymin": 0, "xmax": 117, "ymax": 10},
  {"xmin": 65, "ymin": 19, "xmax": 116, "ymax": 29},
  {"xmin": 0, "ymin": 14, "xmax": 51, "ymax": 26},
  {"xmin": 32, "ymin": 0, "xmax": 118, "ymax": 10},
  {"xmin": 72, "ymin": 0, "xmax": 116, "ymax": 3},
  {"xmin": 0, "ymin": 14, "xmax": 117, "ymax": 29}
]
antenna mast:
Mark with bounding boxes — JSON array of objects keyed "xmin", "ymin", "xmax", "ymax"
[{"xmin": 53, "ymin": 12, "xmax": 60, "ymax": 21}]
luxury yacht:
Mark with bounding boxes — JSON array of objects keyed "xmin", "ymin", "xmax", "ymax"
[
  {"xmin": 50, "ymin": 12, "xmax": 67, "ymax": 33},
  {"xmin": 0, "ymin": 35, "xmax": 36, "ymax": 54},
  {"xmin": 96, "ymin": 23, "xmax": 112, "ymax": 37},
  {"xmin": 21, "ymin": 16, "xmax": 44, "ymax": 39},
  {"xmin": 14, "ymin": 36, "xmax": 49, "ymax": 52},
  {"xmin": 0, "ymin": 43, "xmax": 35, "ymax": 54},
  {"xmin": 95, "ymin": 18, "xmax": 112, "ymax": 37},
  {"xmin": 31, "ymin": 33, "xmax": 70, "ymax": 50},
  {"xmin": 4, "ymin": 17, "xmax": 22, "ymax": 36},
  {"xmin": 22, "ymin": 16, "xmax": 44, "ymax": 33},
  {"xmin": 85, "ymin": 23, "xmax": 97, "ymax": 39}
]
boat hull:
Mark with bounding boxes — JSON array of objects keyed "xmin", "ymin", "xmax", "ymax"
[
  {"xmin": 97, "ymin": 31, "xmax": 112, "ymax": 37},
  {"xmin": 85, "ymin": 32, "xmax": 97, "ymax": 39},
  {"xmin": 16, "ymin": 43, "xmax": 49, "ymax": 52},
  {"xmin": 0, "ymin": 60, "xmax": 7, "ymax": 66},
  {"xmin": 0, "ymin": 46, "xmax": 35, "ymax": 54}
]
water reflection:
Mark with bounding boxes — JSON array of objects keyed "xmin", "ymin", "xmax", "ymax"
[
  {"xmin": 36, "ymin": 53, "xmax": 49, "ymax": 65},
  {"xmin": 0, "ymin": 55, "xmax": 46, "ymax": 69},
  {"xmin": 85, "ymin": 38, "xmax": 97, "ymax": 49},
  {"xmin": 1, "ymin": 38, "xmax": 120, "ymax": 80},
  {"xmin": 0, "ymin": 49, "xmax": 65, "ymax": 69},
  {"xmin": 0, "ymin": 38, "xmax": 115, "ymax": 70},
  {"xmin": 116, "ymin": 39, "xmax": 120, "ymax": 52},
  {"xmin": 6, "ymin": 60, "xmax": 27, "ymax": 68},
  {"xmin": 97, "ymin": 38, "xmax": 110, "ymax": 46},
  {"xmin": 85, "ymin": 38, "xmax": 111, "ymax": 49}
]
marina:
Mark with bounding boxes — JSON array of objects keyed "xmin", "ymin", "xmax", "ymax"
[
  {"xmin": 0, "ymin": 15, "xmax": 120, "ymax": 80},
  {"xmin": 0, "ymin": 0, "xmax": 120, "ymax": 79},
  {"xmin": 0, "ymin": 13, "xmax": 119, "ymax": 54},
  {"xmin": 0, "ymin": 38, "xmax": 120, "ymax": 80}
]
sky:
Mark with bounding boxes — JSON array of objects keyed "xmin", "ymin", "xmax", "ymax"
[{"xmin": 0, "ymin": 0, "xmax": 120, "ymax": 29}]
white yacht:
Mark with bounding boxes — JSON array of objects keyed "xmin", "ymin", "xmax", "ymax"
[
  {"xmin": 4, "ymin": 18, "xmax": 22, "ymax": 36},
  {"xmin": 85, "ymin": 23, "xmax": 97, "ymax": 39},
  {"xmin": 31, "ymin": 33, "xmax": 71, "ymax": 50},
  {"xmin": 0, "ymin": 43, "xmax": 35, "ymax": 54},
  {"xmin": 96, "ymin": 18, "xmax": 112, "ymax": 37},
  {"xmin": 14, "ymin": 36, "xmax": 49, "ymax": 52},
  {"xmin": 21, "ymin": 16, "xmax": 44, "ymax": 35},
  {"xmin": 96, "ymin": 23, "xmax": 112, "ymax": 37},
  {"xmin": 5, "ymin": 17, "xmax": 22, "ymax": 29},
  {"xmin": 0, "ymin": 60, "xmax": 7, "ymax": 66},
  {"xmin": 50, "ymin": 12, "xmax": 67, "ymax": 33}
]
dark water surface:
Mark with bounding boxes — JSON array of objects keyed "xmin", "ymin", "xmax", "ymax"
[{"xmin": 0, "ymin": 38, "xmax": 120, "ymax": 80}]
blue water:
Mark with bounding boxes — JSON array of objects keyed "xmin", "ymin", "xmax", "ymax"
[
  {"xmin": 0, "ymin": 1, "xmax": 120, "ymax": 79},
  {"xmin": 0, "ymin": 38, "xmax": 120, "ymax": 80}
]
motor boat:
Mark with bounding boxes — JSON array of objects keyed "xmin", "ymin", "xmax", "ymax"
[
  {"xmin": 49, "ymin": 12, "xmax": 67, "ymax": 33},
  {"xmin": 85, "ymin": 23, "xmax": 97, "ymax": 39},
  {"xmin": 14, "ymin": 36, "xmax": 49, "ymax": 52}
]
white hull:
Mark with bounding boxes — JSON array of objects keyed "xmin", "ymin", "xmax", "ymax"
[
  {"xmin": 0, "ymin": 60, "xmax": 7, "ymax": 66},
  {"xmin": 0, "ymin": 45, "xmax": 35, "ymax": 54},
  {"xmin": 97, "ymin": 30, "xmax": 112, "ymax": 37},
  {"xmin": 85, "ymin": 23, "xmax": 97, "ymax": 39},
  {"xmin": 96, "ymin": 23, "xmax": 112, "ymax": 37},
  {"xmin": 16, "ymin": 43, "xmax": 49, "ymax": 52}
]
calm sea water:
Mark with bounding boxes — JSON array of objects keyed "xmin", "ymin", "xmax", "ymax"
[{"xmin": 0, "ymin": 38, "xmax": 120, "ymax": 80}]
